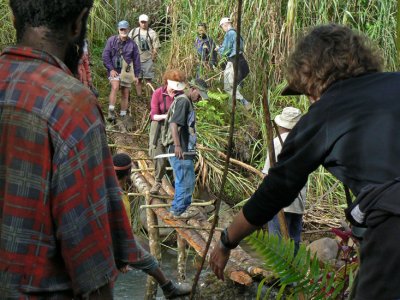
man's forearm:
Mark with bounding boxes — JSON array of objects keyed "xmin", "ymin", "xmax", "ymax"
[{"xmin": 226, "ymin": 209, "xmax": 259, "ymax": 246}]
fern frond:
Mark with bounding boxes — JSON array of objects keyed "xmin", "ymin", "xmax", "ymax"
[{"xmin": 246, "ymin": 231, "xmax": 346, "ymax": 299}]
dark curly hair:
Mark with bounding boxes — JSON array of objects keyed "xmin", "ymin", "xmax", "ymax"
[
  {"xmin": 285, "ymin": 24, "xmax": 383, "ymax": 98},
  {"xmin": 10, "ymin": 0, "xmax": 93, "ymax": 42}
]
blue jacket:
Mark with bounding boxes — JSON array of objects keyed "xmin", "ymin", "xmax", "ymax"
[{"xmin": 218, "ymin": 29, "xmax": 244, "ymax": 58}]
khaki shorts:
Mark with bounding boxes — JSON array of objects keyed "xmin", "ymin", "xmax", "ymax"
[{"xmin": 109, "ymin": 75, "xmax": 132, "ymax": 88}]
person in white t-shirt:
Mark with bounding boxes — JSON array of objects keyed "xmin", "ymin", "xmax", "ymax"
[
  {"xmin": 129, "ymin": 14, "xmax": 161, "ymax": 100},
  {"xmin": 262, "ymin": 107, "xmax": 307, "ymax": 253}
]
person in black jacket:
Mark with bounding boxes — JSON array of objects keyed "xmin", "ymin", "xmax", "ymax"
[{"xmin": 210, "ymin": 24, "xmax": 400, "ymax": 300}]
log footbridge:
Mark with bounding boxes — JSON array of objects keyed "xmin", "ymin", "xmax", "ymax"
[{"xmin": 109, "ymin": 131, "xmax": 273, "ymax": 293}]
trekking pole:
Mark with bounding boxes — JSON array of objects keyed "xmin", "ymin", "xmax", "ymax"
[{"xmin": 190, "ymin": 1, "xmax": 243, "ymax": 298}]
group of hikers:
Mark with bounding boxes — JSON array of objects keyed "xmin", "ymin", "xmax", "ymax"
[{"xmin": 1, "ymin": 1, "xmax": 400, "ymax": 299}]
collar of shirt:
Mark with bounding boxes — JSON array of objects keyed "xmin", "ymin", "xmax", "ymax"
[{"xmin": 1, "ymin": 46, "xmax": 73, "ymax": 76}]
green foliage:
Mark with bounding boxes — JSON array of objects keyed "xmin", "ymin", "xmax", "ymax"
[
  {"xmin": 195, "ymin": 91, "xmax": 227, "ymax": 125},
  {"xmin": 246, "ymin": 231, "xmax": 346, "ymax": 300}
]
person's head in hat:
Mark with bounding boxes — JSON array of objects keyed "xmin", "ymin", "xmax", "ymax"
[
  {"xmin": 274, "ymin": 107, "xmax": 302, "ymax": 132},
  {"xmin": 138, "ymin": 14, "xmax": 149, "ymax": 30},
  {"xmin": 188, "ymin": 79, "xmax": 208, "ymax": 102},
  {"xmin": 282, "ymin": 24, "xmax": 382, "ymax": 102},
  {"xmin": 163, "ymin": 69, "xmax": 186, "ymax": 98},
  {"xmin": 118, "ymin": 20, "xmax": 130, "ymax": 40},
  {"xmin": 219, "ymin": 17, "xmax": 232, "ymax": 32}
]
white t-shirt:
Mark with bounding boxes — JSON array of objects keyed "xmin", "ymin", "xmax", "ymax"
[{"xmin": 262, "ymin": 132, "xmax": 307, "ymax": 214}]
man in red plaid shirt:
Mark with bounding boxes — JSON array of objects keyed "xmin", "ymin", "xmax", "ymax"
[{"xmin": 0, "ymin": 0, "xmax": 143, "ymax": 298}]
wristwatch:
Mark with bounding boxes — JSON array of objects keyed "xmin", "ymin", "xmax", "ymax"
[{"xmin": 220, "ymin": 228, "xmax": 239, "ymax": 250}]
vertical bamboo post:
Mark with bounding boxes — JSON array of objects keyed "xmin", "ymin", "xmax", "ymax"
[
  {"xmin": 177, "ymin": 235, "xmax": 187, "ymax": 282},
  {"xmin": 261, "ymin": 82, "xmax": 289, "ymax": 240},
  {"xmin": 144, "ymin": 192, "xmax": 161, "ymax": 300}
]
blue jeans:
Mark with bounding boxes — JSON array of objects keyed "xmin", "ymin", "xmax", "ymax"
[
  {"xmin": 168, "ymin": 157, "xmax": 195, "ymax": 215},
  {"xmin": 268, "ymin": 212, "xmax": 303, "ymax": 254}
]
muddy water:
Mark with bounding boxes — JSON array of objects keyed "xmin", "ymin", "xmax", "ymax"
[{"xmin": 114, "ymin": 249, "xmax": 196, "ymax": 299}]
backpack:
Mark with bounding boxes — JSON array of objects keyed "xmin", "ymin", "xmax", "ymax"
[{"xmin": 161, "ymin": 94, "xmax": 196, "ymax": 151}]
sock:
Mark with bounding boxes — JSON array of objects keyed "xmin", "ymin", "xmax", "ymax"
[
  {"xmin": 109, "ymin": 105, "xmax": 115, "ymax": 111},
  {"xmin": 120, "ymin": 110, "xmax": 127, "ymax": 116}
]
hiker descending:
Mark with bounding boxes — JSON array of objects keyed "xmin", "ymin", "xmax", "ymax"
[
  {"xmin": 262, "ymin": 107, "xmax": 307, "ymax": 255},
  {"xmin": 162, "ymin": 77, "xmax": 209, "ymax": 218},
  {"xmin": 216, "ymin": 17, "xmax": 250, "ymax": 109},
  {"xmin": 0, "ymin": 1, "xmax": 143, "ymax": 297},
  {"xmin": 129, "ymin": 14, "xmax": 160, "ymax": 100},
  {"xmin": 148, "ymin": 69, "xmax": 185, "ymax": 195},
  {"xmin": 210, "ymin": 23, "xmax": 400, "ymax": 300},
  {"xmin": 112, "ymin": 153, "xmax": 192, "ymax": 299},
  {"xmin": 102, "ymin": 20, "xmax": 140, "ymax": 129},
  {"xmin": 195, "ymin": 22, "xmax": 217, "ymax": 78}
]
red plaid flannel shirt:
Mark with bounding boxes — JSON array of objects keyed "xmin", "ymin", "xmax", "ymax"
[{"xmin": 0, "ymin": 47, "xmax": 142, "ymax": 298}]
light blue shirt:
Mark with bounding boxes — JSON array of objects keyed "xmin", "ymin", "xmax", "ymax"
[{"xmin": 218, "ymin": 29, "xmax": 244, "ymax": 58}]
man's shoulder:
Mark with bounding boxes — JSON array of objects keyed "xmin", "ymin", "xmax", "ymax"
[{"xmin": 148, "ymin": 28, "xmax": 157, "ymax": 36}]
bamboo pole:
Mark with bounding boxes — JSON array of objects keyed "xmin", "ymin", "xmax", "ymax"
[
  {"xmin": 261, "ymin": 79, "xmax": 289, "ymax": 240},
  {"xmin": 144, "ymin": 191, "xmax": 160, "ymax": 300}
]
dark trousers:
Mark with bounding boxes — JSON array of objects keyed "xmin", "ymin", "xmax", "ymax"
[{"xmin": 353, "ymin": 210, "xmax": 400, "ymax": 300}]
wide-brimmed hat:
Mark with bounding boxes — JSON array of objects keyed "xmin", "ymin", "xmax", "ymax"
[
  {"xmin": 189, "ymin": 79, "xmax": 208, "ymax": 100},
  {"xmin": 139, "ymin": 14, "xmax": 149, "ymax": 22},
  {"xmin": 167, "ymin": 80, "xmax": 186, "ymax": 91},
  {"xmin": 219, "ymin": 17, "xmax": 231, "ymax": 26},
  {"xmin": 274, "ymin": 107, "xmax": 302, "ymax": 129},
  {"xmin": 118, "ymin": 20, "xmax": 129, "ymax": 29}
]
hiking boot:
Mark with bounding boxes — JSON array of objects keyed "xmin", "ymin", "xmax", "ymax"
[
  {"xmin": 149, "ymin": 182, "xmax": 162, "ymax": 195},
  {"xmin": 161, "ymin": 280, "xmax": 191, "ymax": 299},
  {"xmin": 172, "ymin": 207, "xmax": 198, "ymax": 219},
  {"xmin": 107, "ymin": 109, "xmax": 116, "ymax": 122}
]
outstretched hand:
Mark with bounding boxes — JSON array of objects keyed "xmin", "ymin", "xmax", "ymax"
[{"xmin": 209, "ymin": 242, "xmax": 231, "ymax": 281}]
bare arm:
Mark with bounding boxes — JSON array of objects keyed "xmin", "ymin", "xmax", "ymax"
[
  {"xmin": 170, "ymin": 122, "xmax": 183, "ymax": 159},
  {"xmin": 209, "ymin": 209, "xmax": 259, "ymax": 280}
]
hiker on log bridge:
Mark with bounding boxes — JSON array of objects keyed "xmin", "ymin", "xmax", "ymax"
[
  {"xmin": 112, "ymin": 153, "xmax": 191, "ymax": 299},
  {"xmin": 210, "ymin": 24, "xmax": 400, "ymax": 300}
]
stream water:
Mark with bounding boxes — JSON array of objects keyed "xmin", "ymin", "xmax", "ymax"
[{"xmin": 114, "ymin": 248, "xmax": 196, "ymax": 299}]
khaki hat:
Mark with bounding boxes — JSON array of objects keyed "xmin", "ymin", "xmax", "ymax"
[
  {"xmin": 167, "ymin": 80, "xmax": 186, "ymax": 91},
  {"xmin": 274, "ymin": 107, "xmax": 302, "ymax": 129},
  {"xmin": 219, "ymin": 17, "xmax": 231, "ymax": 26},
  {"xmin": 139, "ymin": 14, "xmax": 149, "ymax": 22}
]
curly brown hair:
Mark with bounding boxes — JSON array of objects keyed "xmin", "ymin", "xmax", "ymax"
[
  {"xmin": 162, "ymin": 69, "xmax": 187, "ymax": 86},
  {"xmin": 285, "ymin": 24, "xmax": 383, "ymax": 98}
]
